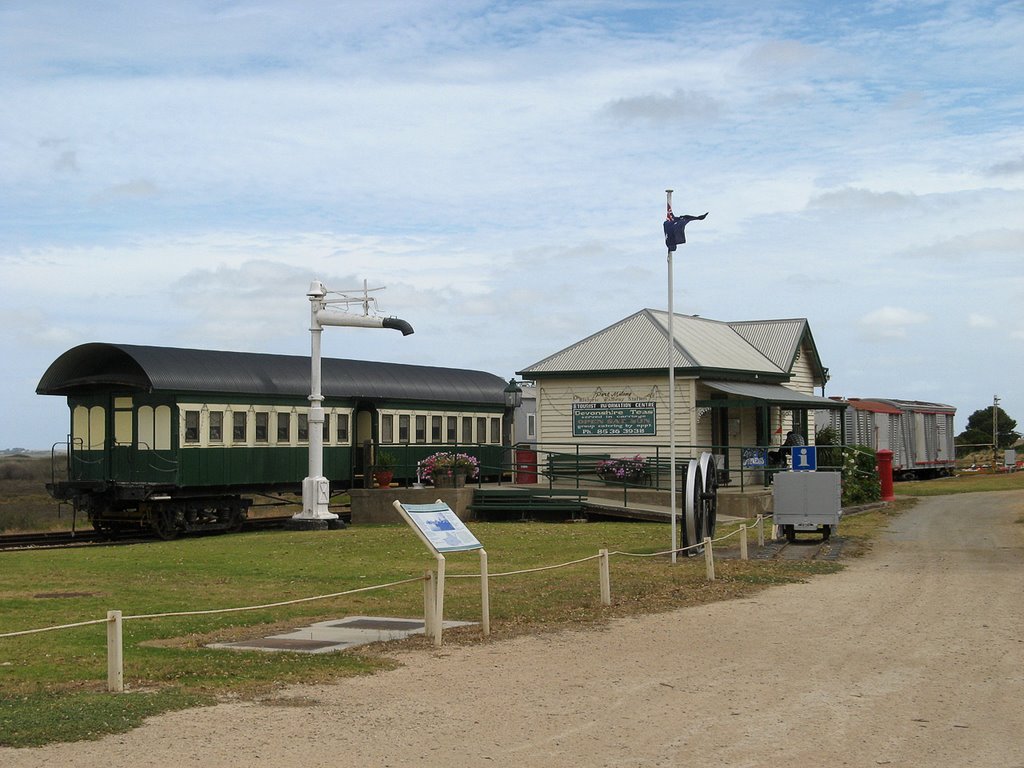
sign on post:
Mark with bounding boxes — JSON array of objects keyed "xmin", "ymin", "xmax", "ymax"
[
  {"xmin": 391, "ymin": 500, "xmax": 488, "ymax": 646},
  {"xmin": 791, "ymin": 445, "xmax": 817, "ymax": 471}
]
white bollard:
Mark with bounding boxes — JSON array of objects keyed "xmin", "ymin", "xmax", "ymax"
[
  {"xmin": 704, "ymin": 537, "xmax": 715, "ymax": 581},
  {"xmin": 599, "ymin": 548, "xmax": 611, "ymax": 606},
  {"xmin": 757, "ymin": 515, "xmax": 765, "ymax": 547},
  {"xmin": 107, "ymin": 610, "xmax": 123, "ymax": 693},
  {"xmin": 740, "ymin": 524, "xmax": 748, "ymax": 561}
]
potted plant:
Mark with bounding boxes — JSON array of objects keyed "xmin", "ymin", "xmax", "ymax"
[
  {"xmin": 596, "ymin": 455, "xmax": 647, "ymax": 484},
  {"xmin": 373, "ymin": 451, "xmax": 398, "ymax": 488},
  {"xmin": 421, "ymin": 451, "xmax": 480, "ymax": 488}
]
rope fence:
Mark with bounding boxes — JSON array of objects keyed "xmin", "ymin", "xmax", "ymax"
[{"xmin": 3, "ymin": 515, "xmax": 775, "ymax": 693}]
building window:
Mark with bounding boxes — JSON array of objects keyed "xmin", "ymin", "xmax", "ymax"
[
  {"xmin": 415, "ymin": 415, "xmax": 426, "ymax": 443},
  {"xmin": 255, "ymin": 412, "xmax": 269, "ymax": 443},
  {"xmin": 431, "ymin": 415, "xmax": 442, "ymax": 442},
  {"xmin": 277, "ymin": 413, "xmax": 291, "ymax": 443},
  {"xmin": 184, "ymin": 411, "xmax": 200, "ymax": 443},
  {"xmin": 446, "ymin": 416, "xmax": 457, "ymax": 442},
  {"xmin": 398, "ymin": 414, "xmax": 410, "ymax": 443},
  {"xmin": 233, "ymin": 412, "xmax": 247, "ymax": 442},
  {"xmin": 297, "ymin": 413, "xmax": 309, "ymax": 442},
  {"xmin": 490, "ymin": 417, "xmax": 500, "ymax": 444},
  {"xmin": 527, "ymin": 413, "xmax": 536, "ymax": 439},
  {"xmin": 381, "ymin": 414, "xmax": 394, "ymax": 443},
  {"xmin": 337, "ymin": 413, "xmax": 350, "ymax": 443},
  {"xmin": 209, "ymin": 411, "xmax": 223, "ymax": 442}
]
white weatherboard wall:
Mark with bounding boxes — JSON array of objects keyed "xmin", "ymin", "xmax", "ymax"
[{"xmin": 535, "ymin": 375, "xmax": 697, "ymax": 456}]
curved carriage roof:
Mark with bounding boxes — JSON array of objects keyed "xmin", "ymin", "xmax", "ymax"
[{"xmin": 37, "ymin": 343, "xmax": 508, "ymax": 406}]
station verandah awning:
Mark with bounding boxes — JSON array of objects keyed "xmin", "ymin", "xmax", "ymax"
[{"xmin": 696, "ymin": 381, "xmax": 847, "ymax": 411}]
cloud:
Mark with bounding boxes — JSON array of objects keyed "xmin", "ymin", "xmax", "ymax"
[
  {"xmin": 858, "ymin": 306, "xmax": 929, "ymax": 340},
  {"xmin": 807, "ymin": 187, "xmax": 919, "ymax": 211},
  {"xmin": 967, "ymin": 313, "xmax": 996, "ymax": 329},
  {"xmin": 602, "ymin": 89, "xmax": 722, "ymax": 124},
  {"xmin": 985, "ymin": 155, "xmax": 1024, "ymax": 176},
  {"xmin": 89, "ymin": 179, "xmax": 160, "ymax": 204},
  {"xmin": 901, "ymin": 229, "xmax": 1024, "ymax": 261}
]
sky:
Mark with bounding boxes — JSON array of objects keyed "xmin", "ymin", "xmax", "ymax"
[{"xmin": 1, "ymin": 0, "xmax": 1022, "ymax": 449}]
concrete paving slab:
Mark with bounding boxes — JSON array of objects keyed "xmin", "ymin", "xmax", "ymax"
[{"xmin": 208, "ymin": 615, "xmax": 476, "ymax": 654}]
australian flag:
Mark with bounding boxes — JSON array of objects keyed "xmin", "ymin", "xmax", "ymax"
[{"xmin": 664, "ymin": 202, "xmax": 708, "ymax": 251}]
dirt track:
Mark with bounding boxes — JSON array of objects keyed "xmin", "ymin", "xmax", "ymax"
[{"xmin": 4, "ymin": 491, "xmax": 1023, "ymax": 767}]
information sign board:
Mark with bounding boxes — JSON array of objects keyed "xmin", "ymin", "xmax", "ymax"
[
  {"xmin": 572, "ymin": 401, "xmax": 657, "ymax": 437},
  {"xmin": 397, "ymin": 502, "xmax": 483, "ymax": 553},
  {"xmin": 791, "ymin": 445, "xmax": 817, "ymax": 472}
]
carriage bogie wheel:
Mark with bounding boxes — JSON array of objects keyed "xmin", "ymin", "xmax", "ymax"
[{"xmin": 151, "ymin": 507, "xmax": 180, "ymax": 541}]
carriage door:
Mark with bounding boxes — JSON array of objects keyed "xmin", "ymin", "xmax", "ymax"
[
  {"xmin": 353, "ymin": 406, "xmax": 376, "ymax": 481},
  {"xmin": 110, "ymin": 395, "xmax": 135, "ymax": 481}
]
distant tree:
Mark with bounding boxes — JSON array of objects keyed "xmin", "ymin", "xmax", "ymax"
[{"xmin": 955, "ymin": 406, "xmax": 1019, "ymax": 453}]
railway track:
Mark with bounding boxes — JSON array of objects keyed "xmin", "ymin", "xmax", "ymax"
[
  {"xmin": 0, "ymin": 515, "xmax": 298, "ymax": 552},
  {"xmin": 752, "ymin": 536, "xmax": 843, "ymax": 562}
]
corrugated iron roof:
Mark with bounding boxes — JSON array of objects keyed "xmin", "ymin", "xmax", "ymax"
[
  {"xmin": 519, "ymin": 309, "xmax": 792, "ymax": 377},
  {"xmin": 702, "ymin": 381, "xmax": 845, "ymax": 408},
  {"xmin": 727, "ymin": 319, "xmax": 806, "ymax": 371},
  {"xmin": 37, "ymin": 343, "xmax": 507, "ymax": 405}
]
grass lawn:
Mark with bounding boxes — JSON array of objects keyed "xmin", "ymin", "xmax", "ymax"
[
  {"xmin": 0, "ymin": 491, "xmax": 955, "ymax": 748},
  {"xmin": 893, "ymin": 468, "xmax": 1024, "ymax": 496}
]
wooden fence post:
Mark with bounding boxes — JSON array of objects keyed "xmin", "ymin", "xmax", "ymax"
[
  {"xmin": 599, "ymin": 548, "xmax": 611, "ymax": 606},
  {"xmin": 106, "ymin": 610, "xmax": 123, "ymax": 693}
]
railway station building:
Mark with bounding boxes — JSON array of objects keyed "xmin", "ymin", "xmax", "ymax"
[{"xmin": 517, "ymin": 309, "xmax": 846, "ymax": 483}]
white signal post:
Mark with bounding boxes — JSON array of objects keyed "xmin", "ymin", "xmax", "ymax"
[{"xmin": 294, "ymin": 280, "xmax": 414, "ymax": 527}]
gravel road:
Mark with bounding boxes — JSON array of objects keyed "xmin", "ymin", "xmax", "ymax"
[{"xmin": 4, "ymin": 490, "xmax": 1023, "ymax": 767}]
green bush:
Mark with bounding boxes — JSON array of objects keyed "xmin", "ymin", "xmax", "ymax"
[
  {"xmin": 814, "ymin": 425, "xmax": 842, "ymax": 470},
  {"xmin": 841, "ymin": 445, "xmax": 880, "ymax": 505}
]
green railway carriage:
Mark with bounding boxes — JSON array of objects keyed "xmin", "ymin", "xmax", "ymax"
[{"xmin": 37, "ymin": 343, "xmax": 509, "ymax": 537}]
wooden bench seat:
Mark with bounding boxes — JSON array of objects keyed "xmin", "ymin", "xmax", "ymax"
[{"xmin": 469, "ymin": 488, "xmax": 589, "ymax": 520}]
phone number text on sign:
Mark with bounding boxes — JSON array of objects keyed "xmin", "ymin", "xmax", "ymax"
[{"xmin": 572, "ymin": 401, "xmax": 657, "ymax": 437}]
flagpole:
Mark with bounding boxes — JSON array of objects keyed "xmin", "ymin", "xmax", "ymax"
[{"xmin": 666, "ymin": 189, "xmax": 678, "ymax": 565}]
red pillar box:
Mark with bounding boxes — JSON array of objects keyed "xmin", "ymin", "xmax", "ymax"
[{"xmin": 876, "ymin": 449, "xmax": 895, "ymax": 502}]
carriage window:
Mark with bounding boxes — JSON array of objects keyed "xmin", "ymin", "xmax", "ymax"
[
  {"xmin": 490, "ymin": 417, "xmax": 500, "ymax": 444},
  {"xmin": 255, "ymin": 412, "xmax": 269, "ymax": 443},
  {"xmin": 322, "ymin": 413, "xmax": 331, "ymax": 441},
  {"xmin": 398, "ymin": 414, "xmax": 410, "ymax": 443},
  {"xmin": 415, "ymin": 415, "xmax": 426, "ymax": 443},
  {"xmin": 446, "ymin": 416, "xmax": 457, "ymax": 442},
  {"xmin": 336, "ymin": 413, "xmax": 350, "ymax": 443},
  {"xmin": 476, "ymin": 417, "xmax": 486, "ymax": 444},
  {"xmin": 208, "ymin": 411, "xmax": 223, "ymax": 442},
  {"xmin": 431, "ymin": 415, "xmax": 442, "ymax": 442},
  {"xmin": 184, "ymin": 411, "xmax": 200, "ymax": 443},
  {"xmin": 233, "ymin": 412, "xmax": 247, "ymax": 442},
  {"xmin": 298, "ymin": 413, "xmax": 309, "ymax": 442},
  {"xmin": 381, "ymin": 414, "xmax": 394, "ymax": 443},
  {"xmin": 462, "ymin": 417, "xmax": 473, "ymax": 443},
  {"xmin": 277, "ymin": 413, "xmax": 291, "ymax": 443}
]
